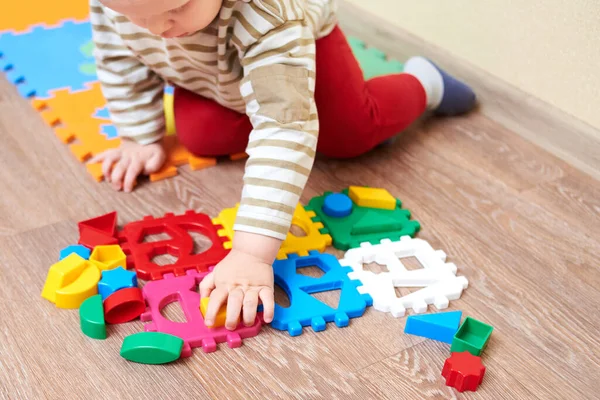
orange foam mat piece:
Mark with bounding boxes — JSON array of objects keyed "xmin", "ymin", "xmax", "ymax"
[
  {"xmin": 0, "ymin": 0, "xmax": 90, "ymax": 33},
  {"xmin": 34, "ymin": 82, "xmax": 217, "ymax": 182},
  {"xmin": 148, "ymin": 136, "xmax": 217, "ymax": 181},
  {"xmin": 34, "ymin": 82, "xmax": 121, "ymax": 164}
]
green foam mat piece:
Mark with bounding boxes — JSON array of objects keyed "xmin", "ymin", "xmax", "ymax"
[{"xmin": 348, "ymin": 36, "xmax": 404, "ymax": 79}]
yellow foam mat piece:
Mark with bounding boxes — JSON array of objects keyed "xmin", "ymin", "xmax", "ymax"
[
  {"xmin": 348, "ymin": 186, "xmax": 397, "ymax": 210},
  {"xmin": 212, "ymin": 204, "xmax": 332, "ymax": 259}
]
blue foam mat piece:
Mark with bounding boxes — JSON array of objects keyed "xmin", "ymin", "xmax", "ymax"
[{"xmin": 0, "ymin": 20, "xmax": 96, "ymax": 98}]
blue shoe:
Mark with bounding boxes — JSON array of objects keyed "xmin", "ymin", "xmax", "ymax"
[{"xmin": 429, "ymin": 60, "xmax": 477, "ymax": 116}]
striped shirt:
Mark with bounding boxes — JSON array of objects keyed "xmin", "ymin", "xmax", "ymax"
[{"xmin": 91, "ymin": 0, "xmax": 337, "ymax": 240}]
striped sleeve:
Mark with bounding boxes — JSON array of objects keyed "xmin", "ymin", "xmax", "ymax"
[
  {"xmin": 232, "ymin": 0, "xmax": 318, "ymax": 240},
  {"xmin": 90, "ymin": 0, "xmax": 165, "ymax": 144}
]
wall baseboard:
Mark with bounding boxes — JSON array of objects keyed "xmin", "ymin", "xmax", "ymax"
[{"xmin": 337, "ymin": 1, "xmax": 600, "ymax": 180}]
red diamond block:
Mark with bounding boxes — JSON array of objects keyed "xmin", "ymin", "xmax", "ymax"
[
  {"xmin": 442, "ymin": 352, "xmax": 486, "ymax": 392},
  {"xmin": 118, "ymin": 210, "xmax": 230, "ymax": 281}
]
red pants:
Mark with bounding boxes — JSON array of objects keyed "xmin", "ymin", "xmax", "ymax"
[{"xmin": 175, "ymin": 26, "xmax": 426, "ymax": 159}]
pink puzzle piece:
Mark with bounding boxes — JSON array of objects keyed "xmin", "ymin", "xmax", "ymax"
[{"xmin": 141, "ymin": 270, "xmax": 263, "ymax": 357}]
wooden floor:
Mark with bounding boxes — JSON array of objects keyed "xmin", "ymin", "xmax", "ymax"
[{"xmin": 1, "ymin": 64, "xmax": 600, "ymax": 398}]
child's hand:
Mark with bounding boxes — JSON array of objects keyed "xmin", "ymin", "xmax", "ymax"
[
  {"xmin": 89, "ymin": 139, "xmax": 166, "ymax": 192},
  {"xmin": 199, "ymin": 232, "xmax": 280, "ymax": 330}
]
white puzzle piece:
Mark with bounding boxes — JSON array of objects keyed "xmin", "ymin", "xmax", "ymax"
[{"xmin": 340, "ymin": 237, "xmax": 469, "ymax": 317}]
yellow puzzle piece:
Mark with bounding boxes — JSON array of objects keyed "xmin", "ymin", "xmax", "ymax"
[
  {"xmin": 200, "ymin": 297, "xmax": 228, "ymax": 328},
  {"xmin": 348, "ymin": 186, "xmax": 397, "ymax": 210},
  {"xmin": 41, "ymin": 254, "xmax": 89, "ymax": 303},
  {"xmin": 212, "ymin": 204, "xmax": 332, "ymax": 259},
  {"xmin": 54, "ymin": 265, "xmax": 101, "ymax": 309},
  {"xmin": 89, "ymin": 245, "xmax": 126, "ymax": 271}
]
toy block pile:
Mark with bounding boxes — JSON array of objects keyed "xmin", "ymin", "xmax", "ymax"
[
  {"xmin": 0, "ymin": 0, "xmax": 401, "ymax": 184},
  {"xmin": 41, "ymin": 186, "xmax": 493, "ymax": 392}
]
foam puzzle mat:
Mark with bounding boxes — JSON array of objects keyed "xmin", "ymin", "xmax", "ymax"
[{"xmin": 0, "ymin": 0, "xmax": 403, "ymax": 184}]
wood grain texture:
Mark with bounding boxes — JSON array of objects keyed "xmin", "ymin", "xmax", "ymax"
[{"xmin": 1, "ymin": 20, "xmax": 600, "ymax": 400}]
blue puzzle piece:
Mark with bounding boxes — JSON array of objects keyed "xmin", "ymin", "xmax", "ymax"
[
  {"xmin": 271, "ymin": 251, "xmax": 372, "ymax": 336},
  {"xmin": 404, "ymin": 311, "xmax": 463, "ymax": 344},
  {"xmin": 59, "ymin": 245, "xmax": 91, "ymax": 261},
  {"xmin": 0, "ymin": 20, "xmax": 96, "ymax": 99},
  {"xmin": 98, "ymin": 267, "xmax": 138, "ymax": 301}
]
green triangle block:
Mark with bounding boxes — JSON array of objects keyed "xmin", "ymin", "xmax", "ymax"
[
  {"xmin": 121, "ymin": 332, "xmax": 184, "ymax": 365},
  {"xmin": 351, "ymin": 210, "xmax": 404, "ymax": 235},
  {"xmin": 79, "ymin": 295, "xmax": 107, "ymax": 340}
]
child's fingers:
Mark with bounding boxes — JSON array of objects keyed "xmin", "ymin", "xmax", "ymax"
[
  {"xmin": 205, "ymin": 287, "xmax": 228, "ymax": 327},
  {"xmin": 199, "ymin": 272, "xmax": 215, "ymax": 298},
  {"xmin": 242, "ymin": 289, "xmax": 259, "ymax": 326},
  {"xmin": 144, "ymin": 150, "xmax": 166, "ymax": 174},
  {"xmin": 225, "ymin": 287, "xmax": 244, "ymax": 330},
  {"xmin": 123, "ymin": 158, "xmax": 143, "ymax": 193},
  {"xmin": 89, "ymin": 150, "xmax": 112, "ymax": 164},
  {"xmin": 110, "ymin": 159, "xmax": 130, "ymax": 191},
  {"xmin": 101, "ymin": 152, "xmax": 121, "ymax": 182},
  {"xmin": 259, "ymin": 287, "xmax": 275, "ymax": 323}
]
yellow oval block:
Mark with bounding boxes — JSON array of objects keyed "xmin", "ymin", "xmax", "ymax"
[
  {"xmin": 41, "ymin": 254, "xmax": 89, "ymax": 303},
  {"xmin": 200, "ymin": 297, "xmax": 228, "ymax": 328},
  {"xmin": 90, "ymin": 245, "xmax": 126, "ymax": 271},
  {"xmin": 55, "ymin": 266, "xmax": 101, "ymax": 309}
]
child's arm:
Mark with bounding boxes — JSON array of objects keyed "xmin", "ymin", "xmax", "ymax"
[
  {"xmin": 88, "ymin": 0, "xmax": 167, "ymax": 191},
  {"xmin": 201, "ymin": 5, "xmax": 318, "ymax": 329}
]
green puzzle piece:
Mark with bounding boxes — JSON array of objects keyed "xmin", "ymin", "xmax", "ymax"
[
  {"xmin": 348, "ymin": 36, "xmax": 404, "ymax": 80},
  {"xmin": 121, "ymin": 332, "xmax": 184, "ymax": 365},
  {"xmin": 451, "ymin": 317, "xmax": 494, "ymax": 356},
  {"xmin": 306, "ymin": 188, "xmax": 420, "ymax": 250},
  {"xmin": 79, "ymin": 294, "xmax": 107, "ymax": 340}
]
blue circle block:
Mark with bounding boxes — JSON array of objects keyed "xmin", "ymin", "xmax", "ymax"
[
  {"xmin": 322, "ymin": 193, "xmax": 353, "ymax": 218},
  {"xmin": 59, "ymin": 245, "xmax": 91, "ymax": 261}
]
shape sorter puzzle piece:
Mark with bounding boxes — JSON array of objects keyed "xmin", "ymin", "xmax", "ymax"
[
  {"xmin": 141, "ymin": 270, "xmax": 262, "ymax": 356},
  {"xmin": 340, "ymin": 237, "xmax": 468, "ymax": 317},
  {"xmin": 442, "ymin": 352, "xmax": 486, "ymax": 393},
  {"xmin": 98, "ymin": 267, "xmax": 138, "ymax": 301},
  {"xmin": 347, "ymin": 37, "xmax": 404, "ymax": 80},
  {"xmin": 0, "ymin": 20, "xmax": 96, "ymax": 98},
  {"xmin": 306, "ymin": 187, "xmax": 421, "ymax": 250},
  {"xmin": 271, "ymin": 251, "xmax": 372, "ymax": 337},
  {"xmin": 0, "ymin": 0, "xmax": 89, "ymax": 33},
  {"xmin": 118, "ymin": 210, "xmax": 230, "ymax": 281},
  {"xmin": 212, "ymin": 204, "xmax": 332, "ymax": 259},
  {"xmin": 41, "ymin": 253, "xmax": 101, "ymax": 309},
  {"xmin": 404, "ymin": 310, "xmax": 463, "ymax": 344}
]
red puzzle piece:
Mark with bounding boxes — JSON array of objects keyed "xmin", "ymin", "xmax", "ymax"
[
  {"xmin": 78, "ymin": 211, "xmax": 119, "ymax": 248},
  {"xmin": 118, "ymin": 210, "xmax": 230, "ymax": 281},
  {"xmin": 79, "ymin": 211, "xmax": 118, "ymax": 236},
  {"xmin": 104, "ymin": 287, "xmax": 145, "ymax": 324},
  {"xmin": 442, "ymin": 352, "xmax": 486, "ymax": 392}
]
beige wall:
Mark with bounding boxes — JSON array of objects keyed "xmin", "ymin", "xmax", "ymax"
[{"xmin": 346, "ymin": 0, "xmax": 600, "ymax": 129}]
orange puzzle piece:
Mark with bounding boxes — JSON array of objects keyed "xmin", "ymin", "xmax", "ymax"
[{"xmin": 0, "ymin": 0, "xmax": 89, "ymax": 33}]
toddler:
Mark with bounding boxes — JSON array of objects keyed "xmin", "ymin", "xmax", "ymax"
[{"xmin": 89, "ymin": 0, "xmax": 476, "ymax": 330}]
